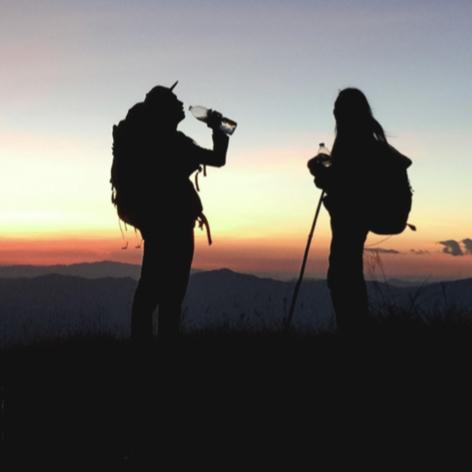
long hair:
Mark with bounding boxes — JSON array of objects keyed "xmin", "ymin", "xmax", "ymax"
[{"xmin": 332, "ymin": 88, "xmax": 387, "ymax": 157}]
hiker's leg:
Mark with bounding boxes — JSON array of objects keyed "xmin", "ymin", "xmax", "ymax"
[
  {"xmin": 157, "ymin": 224, "xmax": 195, "ymax": 340},
  {"xmin": 131, "ymin": 238, "xmax": 161, "ymax": 342},
  {"xmin": 157, "ymin": 301, "xmax": 182, "ymax": 340},
  {"xmin": 328, "ymin": 217, "xmax": 369, "ymax": 333}
]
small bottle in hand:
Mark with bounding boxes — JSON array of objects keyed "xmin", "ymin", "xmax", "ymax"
[{"xmin": 307, "ymin": 142, "xmax": 332, "ymax": 190}]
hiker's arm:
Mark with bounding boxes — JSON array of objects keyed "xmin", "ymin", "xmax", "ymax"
[
  {"xmin": 210, "ymin": 129, "xmax": 229, "ymax": 167},
  {"xmin": 201, "ymin": 111, "xmax": 229, "ymax": 167},
  {"xmin": 194, "ymin": 128, "xmax": 229, "ymax": 168},
  {"xmin": 189, "ymin": 130, "xmax": 228, "ymax": 168}
]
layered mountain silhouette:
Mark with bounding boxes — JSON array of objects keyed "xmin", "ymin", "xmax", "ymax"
[
  {"xmin": 0, "ymin": 261, "xmax": 142, "ymax": 279},
  {"xmin": 1, "ymin": 264, "xmax": 472, "ymax": 347},
  {"xmin": 0, "ymin": 260, "xmax": 202, "ymax": 279}
]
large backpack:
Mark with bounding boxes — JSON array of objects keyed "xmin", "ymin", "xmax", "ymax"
[
  {"xmin": 367, "ymin": 143, "xmax": 413, "ymax": 235},
  {"xmin": 110, "ymin": 103, "xmax": 147, "ymax": 230},
  {"xmin": 110, "ymin": 105, "xmax": 212, "ymax": 244}
]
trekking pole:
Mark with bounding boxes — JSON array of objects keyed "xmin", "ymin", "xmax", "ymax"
[{"xmin": 285, "ymin": 190, "xmax": 325, "ymax": 330}]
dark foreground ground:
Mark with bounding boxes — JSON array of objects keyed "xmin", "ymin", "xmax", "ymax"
[{"xmin": 2, "ymin": 323, "xmax": 472, "ymax": 467}]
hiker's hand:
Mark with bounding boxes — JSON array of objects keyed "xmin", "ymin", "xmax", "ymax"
[
  {"xmin": 308, "ymin": 155, "xmax": 331, "ymax": 190},
  {"xmin": 206, "ymin": 110, "xmax": 223, "ymax": 130},
  {"xmin": 307, "ymin": 155, "xmax": 325, "ymax": 176}
]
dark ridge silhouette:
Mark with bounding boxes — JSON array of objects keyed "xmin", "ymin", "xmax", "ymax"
[
  {"xmin": 2, "ymin": 270, "xmax": 472, "ymax": 348},
  {"xmin": 307, "ymin": 88, "xmax": 413, "ymax": 334},
  {"xmin": 111, "ymin": 83, "xmax": 231, "ymax": 342}
]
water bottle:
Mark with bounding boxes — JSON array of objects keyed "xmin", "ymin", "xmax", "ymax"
[
  {"xmin": 317, "ymin": 142, "xmax": 331, "ymax": 167},
  {"xmin": 189, "ymin": 105, "xmax": 237, "ymax": 135}
]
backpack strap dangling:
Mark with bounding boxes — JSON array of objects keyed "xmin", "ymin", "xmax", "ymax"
[
  {"xmin": 194, "ymin": 165, "xmax": 208, "ymax": 193},
  {"xmin": 195, "ymin": 166, "xmax": 202, "ymax": 192},
  {"xmin": 134, "ymin": 227, "xmax": 143, "ymax": 249},
  {"xmin": 118, "ymin": 218, "xmax": 128, "ymax": 250},
  {"xmin": 197, "ymin": 212, "xmax": 212, "ymax": 246}
]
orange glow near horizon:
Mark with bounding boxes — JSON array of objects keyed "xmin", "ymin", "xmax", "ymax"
[
  {"xmin": 2, "ymin": 231, "xmax": 472, "ymax": 282},
  {"xmin": 2, "ymin": 131, "xmax": 469, "ymax": 281}
]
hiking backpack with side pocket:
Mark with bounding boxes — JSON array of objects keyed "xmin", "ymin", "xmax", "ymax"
[{"xmin": 366, "ymin": 142, "xmax": 413, "ymax": 235}]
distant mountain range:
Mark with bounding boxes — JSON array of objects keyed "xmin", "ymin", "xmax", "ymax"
[
  {"xmin": 0, "ymin": 261, "xmax": 203, "ymax": 280},
  {"xmin": 0, "ymin": 261, "xmax": 142, "ymax": 279},
  {"xmin": 1, "ymin": 263, "xmax": 471, "ymax": 347}
]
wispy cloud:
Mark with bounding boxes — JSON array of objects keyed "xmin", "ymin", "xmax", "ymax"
[
  {"xmin": 439, "ymin": 240, "xmax": 464, "ymax": 256},
  {"xmin": 462, "ymin": 239, "xmax": 472, "ymax": 255},
  {"xmin": 365, "ymin": 248, "xmax": 400, "ymax": 255},
  {"xmin": 410, "ymin": 249, "xmax": 430, "ymax": 255}
]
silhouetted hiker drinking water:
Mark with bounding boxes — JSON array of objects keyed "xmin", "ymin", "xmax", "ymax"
[
  {"xmin": 307, "ymin": 88, "xmax": 413, "ymax": 333},
  {"xmin": 111, "ymin": 82, "xmax": 231, "ymax": 341}
]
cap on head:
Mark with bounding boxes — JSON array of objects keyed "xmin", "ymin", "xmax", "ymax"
[{"xmin": 144, "ymin": 81, "xmax": 179, "ymax": 104}]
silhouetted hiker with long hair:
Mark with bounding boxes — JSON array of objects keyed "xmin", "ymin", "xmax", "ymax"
[
  {"xmin": 308, "ymin": 88, "xmax": 412, "ymax": 333},
  {"xmin": 111, "ymin": 83, "xmax": 229, "ymax": 342}
]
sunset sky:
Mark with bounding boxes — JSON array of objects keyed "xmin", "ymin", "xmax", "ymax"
[{"xmin": 1, "ymin": 0, "xmax": 471, "ymax": 280}]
